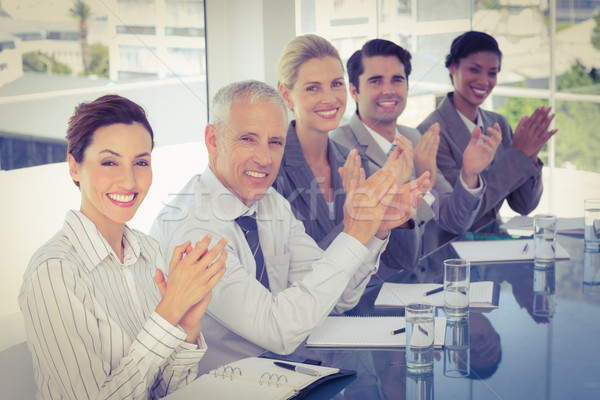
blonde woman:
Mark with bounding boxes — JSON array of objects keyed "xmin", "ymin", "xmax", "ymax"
[{"xmin": 273, "ymin": 34, "xmax": 428, "ymax": 275}]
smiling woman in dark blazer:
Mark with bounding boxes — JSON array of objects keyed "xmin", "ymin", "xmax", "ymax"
[{"xmin": 417, "ymin": 31, "xmax": 557, "ymax": 230}]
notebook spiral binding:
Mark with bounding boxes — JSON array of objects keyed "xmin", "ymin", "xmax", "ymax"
[
  {"xmin": 260, "ymin": 372, "xmax": 288, "ymax": 388},
  {"xmin": 213, "ymin": 365, "xmax": 242, "ymax": 380},
  {"xmin": 212, "ymin": 365, "xmax": 289, "ymax": 388}
]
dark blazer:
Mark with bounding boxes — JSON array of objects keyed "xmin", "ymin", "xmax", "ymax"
[
  {"xmin": 273, "ymin": 121, "xmax": 346, "ymax": 250},
  {"xmin": 417, "ymin": 92, "xmax": 543, "ymax": 230}
]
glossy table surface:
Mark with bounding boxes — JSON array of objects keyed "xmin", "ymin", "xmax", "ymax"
[{"xmin": 281, "ymin": 221, "xmax": 600, "ymax": 400}]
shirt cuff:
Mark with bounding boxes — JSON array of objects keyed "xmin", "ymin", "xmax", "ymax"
[
  {"xmin": 134, "ymin": 312, "xmax": 188, "ymax": 366},
  {"xmin": 459, "ymin": 171, "xmax": 484, "ymax": 195},
  {"xmin": 172, "ymin": 333, "xmax": 208, "ymax": 367},
  {"xmin": 325, "ymin": 232, "xmax": 374, "ymax": 273}
]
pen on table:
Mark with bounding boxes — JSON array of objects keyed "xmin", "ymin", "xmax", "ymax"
[
  {"xmin": 390, "ymin": 327, "xmax": 406, "ymax": 336},
  {"xmin": 274, "ymin": 361, "xmax": 321, "ymax": 376},
  {"xmin": 522, "ymin": 243, "xmax": 529, "ymax": 255},
  {"xmin": 423, "ymin": 285, "xmax": 444, "ymax": 297}
]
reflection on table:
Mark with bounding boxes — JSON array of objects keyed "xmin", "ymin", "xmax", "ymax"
[{"xmin": 283, "ymin": 219, "xmax": 600, "ymax": 399}]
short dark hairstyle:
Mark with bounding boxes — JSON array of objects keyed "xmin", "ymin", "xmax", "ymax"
[
  {"xmin": 66, "ymin": 94, "xmax": 154, "ymax": 186},
  {"xmin": 347, "ymin": 38, "xmax": 412, "ymax": 93},
  {"xmin": 445, "ymin": 30, "xmax": 503, "ymax": 70}
]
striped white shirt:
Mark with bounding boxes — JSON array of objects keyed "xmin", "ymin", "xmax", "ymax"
[{"xmin": 19, "ymin": 210, "xmax": 207, "ymax": 400}]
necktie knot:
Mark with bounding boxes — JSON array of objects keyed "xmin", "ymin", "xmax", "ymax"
[{"xmin": 235, "ymin": 214, "xmax": 258, "ymax": 232}]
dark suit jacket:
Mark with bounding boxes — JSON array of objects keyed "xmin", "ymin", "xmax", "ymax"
[
  {"xmin": 273, "ymin": 121, "xmax": 346, "ymax": 250},
  {"xmin": 417, "ymin": 92, "xmax": 543, "ymax": 230}
]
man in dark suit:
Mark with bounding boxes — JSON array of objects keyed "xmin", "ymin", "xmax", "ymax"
[{"xmin": 331, "ymin": 39, "xmax": 501, "ymax": 270}]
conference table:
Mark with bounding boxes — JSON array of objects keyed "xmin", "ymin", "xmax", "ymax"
[{"xmin": 275, "ymin": 219, "xmax": 600, "ymax": 399}]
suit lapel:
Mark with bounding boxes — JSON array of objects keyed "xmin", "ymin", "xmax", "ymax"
[
  {"xmin": 348, "ymin": 113, "xmax": 388, "ymax": 169},
  {"xmin": 439, "ymin": 93, "xmax": 472, "ymax": 153},
  {"xmin": 282, "ymin": 123, "xmax": 337, "ymax": 235}
]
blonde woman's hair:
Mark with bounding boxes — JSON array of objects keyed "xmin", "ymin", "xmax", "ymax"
[{"xmin": 277, "ymin": 34, "xmax": 342, "ymax": 89}]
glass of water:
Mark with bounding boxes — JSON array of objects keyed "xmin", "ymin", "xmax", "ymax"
[
  {"xmin": 534, "ymin": 214, "xmax": 557, "ymax": 265},
  {"xmin": 584, "ymin": 199, "xmax": 600, "ymax": 251},
  {"xmin": 406, "ymin": 303, "xmax": 435, "ymax": 373},
  {"xmin": 444, "ymin": 259, "xmax": 470, "ymax": 319}
]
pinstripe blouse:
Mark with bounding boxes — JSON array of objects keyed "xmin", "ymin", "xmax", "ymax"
[{"xmin": 18, "ymin": 210, "xmax": 207, "ymax": 400}]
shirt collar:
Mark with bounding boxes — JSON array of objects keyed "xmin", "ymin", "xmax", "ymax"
[
  {"xmin": 360, "ymin": 119, "xmax": 395, "ymax": 154},
  {"xmin": 199, "ymin": 167, "xmax": 260, "ymax": 220},
  {"xmin": 456, "ymin": 108, "xmax": 484, "ymax": 135},
  {"xmin": 63, "ymin": 210, "xmax": 142, "ymax": 272}
]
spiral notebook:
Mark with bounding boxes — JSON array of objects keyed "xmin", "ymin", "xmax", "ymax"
[
  {"xmin": 162, "ymin": 356, "xmax": 350, "ymax": 400},
  {"xmin": 306, "ymin": 316, "xmax": 446, "ymax": 348}
]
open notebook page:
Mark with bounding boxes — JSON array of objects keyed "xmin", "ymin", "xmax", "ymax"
[
  {"xmin": 306, "ymin": 316, "xmax": 446, "ymax": 348},
  {"xmin": 451, "ymin": 239, "xmax": 570, "ymax": 263},
  {"xmin": 374, "ymin": 281, "xmax": 496, "ymax": 309}
]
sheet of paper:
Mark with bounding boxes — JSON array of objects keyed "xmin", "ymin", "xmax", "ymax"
[
  {"xmin": 499, "ymin": 216, "xmax": 584, "ymax": 235},
  {"xmin": 451, "ymin": 239, "xmax": 570, "ymax": 263},
  {"xmin": 374, "ymin": 281, "xmax": 496, "ymax": 309},
  {"xmin": 306, "ymin": 316, "xmax": 446, "ymax": 348}
]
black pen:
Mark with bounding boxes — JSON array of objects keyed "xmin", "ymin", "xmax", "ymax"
[
  {"xmin": 423, "ymin": 286, "xmax": 444, "ymax": 296},
  {"xmin": 274, "ymin": 361, "xmax": 321, "ymax": 376},
  {"xmin": 390, "ymin": 327, "xmax": 406, "ymax": 336}
]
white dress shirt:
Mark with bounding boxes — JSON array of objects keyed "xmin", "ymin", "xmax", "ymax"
[
  {"xmin": 150, "ymin": 167, "xmax": 387, "ymax": 373},
  {"xmin": 19, "ymin": 210, "xmax": 207, "ymax": 400}
]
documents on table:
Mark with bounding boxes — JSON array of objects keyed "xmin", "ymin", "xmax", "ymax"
[
  {"xmin": 306, "ymin": 316, "xmax": 446, "ymax": 348},
  {"xmin": 500, "ymin": 215, "xmax": 584, "ymax": 235},
  {"xmin": 374, "ymin": 281, "xmax": 497, "ymax": 310},
  {"xmin": 161, "ymin": 356, "xmax": 344, "ymax": 400},
  {"xmin": 451, "ymin": 239, "xmax": 570, "ymax": 263}
]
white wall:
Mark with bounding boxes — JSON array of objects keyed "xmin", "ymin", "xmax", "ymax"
[{"xmin": 205, "ymin": 0, "xmax": 295, "ymax": 106}]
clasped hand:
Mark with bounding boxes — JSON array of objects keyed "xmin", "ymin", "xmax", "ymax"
[
  {"xmin": 339, "ymin": 149, "xmax": 430, "ymax": 244},
  {"xmin": 154, "ymin": 235, "xmax": 227, "ymax": 343}
]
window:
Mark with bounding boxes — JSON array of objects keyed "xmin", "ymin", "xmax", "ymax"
[
  {"xmin": 0, "ymin": 0, "xmax": 208, "ymax": 171},
  {"xmin": 297, "ymin": 0, "xmax": 600, "ymax": 217}
]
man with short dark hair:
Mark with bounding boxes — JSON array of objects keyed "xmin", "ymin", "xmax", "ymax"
[{"xmin": 331, "ymin": 39, "xmax": 501, "ymax": 270}]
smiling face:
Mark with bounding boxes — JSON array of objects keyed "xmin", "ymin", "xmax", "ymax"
[
  {"xmin": 207, "ymin": 99, "xmax": 287, "ymax": 206},
  {"xmin": 68, "ymin": 122, "xmax": 153, "ymax": 234},
  {"xmin": 280, "ymin": 56, "xmax": 346, "ymax": 135},
  {"xmin": 351, "ymin": 55, "xmax": 408, "ymax": 129},
  {"xmin": 449, "ymin": 51, "xmax": 500, "ymax": 119}
]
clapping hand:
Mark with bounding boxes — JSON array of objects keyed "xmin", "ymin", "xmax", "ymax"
[
  {"xmin": 462, "ymin": 124, "xmax": 502, "ymax": 188},
  {"xmin": 383, "ymin": 134, "xmax": 413, "ymax": 185},
  {"xmin": 375, "ymin": 171, "xmax": 430, "ymax": 236},
  {"xmin": 512, "ymin": 106, "xmax": 557, "ymax": 163},
  {"xmin": 413, "ymin": 123, "xmax": 440, "ymax": 189},
  {"xmin": 154, "ymin": 235, "xmax": 227, "ymax": 343},
  {"xmin": 339, "ymin": 149, "xmax": 397, "ymax": 243}
]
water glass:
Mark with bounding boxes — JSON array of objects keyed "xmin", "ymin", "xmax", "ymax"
[
  {"xmin": 444, "ymin": 259, "xmax": 470, "ymax": 319},
  {"xmin": 584, "ymin": 199, "xmax": 600, "ymax": 251},
  {"xmin": 534, "ymin": 214, "xmax": 557, "ymax": 264},
  {"xmin": 533, "ymin": 292, "xmax": 556, "ymax": 318},
  {"xmin": 533, "ymin": 264, "xmax": 556, "ymax": 317},
  {"xmin": 444, "ymin": 317, "xmax": 470, "ymax": 378},
  {"xmin": 405, "ymin": 303, "xmax": 435, "ymax": 373},
  {"xmin": 583, "ymin": 248, "xmax": 600, "ymax": 296},
  {"xmin": 406, "ymin": 370, "xmax": 434, "ymax": 400}
]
